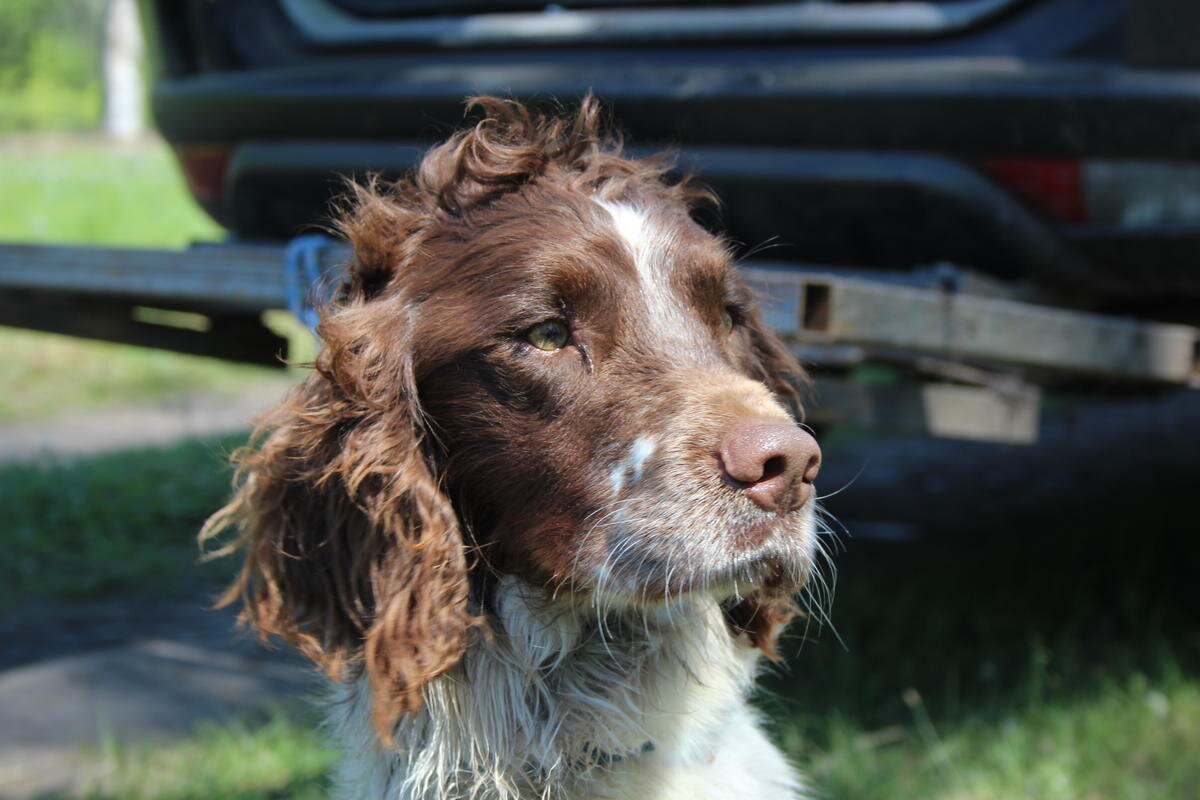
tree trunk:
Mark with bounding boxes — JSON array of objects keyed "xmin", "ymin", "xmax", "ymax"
[{"xmin": 102, "ymin": 0, "xmax": 144, "ymax": 141}]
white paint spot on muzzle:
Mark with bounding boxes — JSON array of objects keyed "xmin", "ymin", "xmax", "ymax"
[
  {"xmin": 629, "ymin": 435, "xmax": 656, "ymax": 479},
  {"xmin": 608, "ymin": 435, "xmax": 658, "ymax": 496}
]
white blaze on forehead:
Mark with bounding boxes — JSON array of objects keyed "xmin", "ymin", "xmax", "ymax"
[
  {"xmin": 609, "ymin": 434, "xmax": 658, "ymax": 496},
  {"xmin": 595, "ymin": 200, "xmax": 694, "ymax": 339},
  {"xmin": 600, "ymin": 201, "xmax": 650, "ymax": 254}
]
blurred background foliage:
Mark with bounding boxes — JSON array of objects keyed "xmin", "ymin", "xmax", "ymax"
[{"xmin": 0, "ymin": 0, "xmax": 108, "ymax": 132}]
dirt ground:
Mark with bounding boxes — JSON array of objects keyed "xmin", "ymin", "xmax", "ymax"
[{"xmin": 0, "ymin": 600, "xmax": 316, "ymax": 798}]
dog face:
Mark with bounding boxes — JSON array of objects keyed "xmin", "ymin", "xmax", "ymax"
[
  {"xmin": 410, "ymin": 186, "xmax": 817, "ymax": 605},
  {"xmin": 202, "ymin": 96, "xmax": 820, "ymax": 736}
]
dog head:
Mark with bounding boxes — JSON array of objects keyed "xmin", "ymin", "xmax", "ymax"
[{"xmin": 202, "ymin": 96, "xmax": 821, "ymax": 736}]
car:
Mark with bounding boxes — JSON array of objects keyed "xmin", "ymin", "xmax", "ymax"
[{"xmin": 145, "ymin": 0, "xmax": 1200, "ymax": 317}]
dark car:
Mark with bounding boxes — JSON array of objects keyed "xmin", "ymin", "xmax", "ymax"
[{"xmin": 145, "ymin": 0, "xmax": 1200, "ymax": 317}]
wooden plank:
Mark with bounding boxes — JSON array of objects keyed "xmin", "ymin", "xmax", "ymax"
[
  {"xmin": 807, "ymin": 375, "xmax": 1041, "ymax": 444},
  {"xmin": 744, "ymin": 267, "xmax": 1200, "ymax": 385},
  {"xmin": 0, "ymin": 242, "xmax": 349, "ymax": 311},
  {"xmin": 2, "ymin": 242, "xmax": 1196, "ymax": 386}
]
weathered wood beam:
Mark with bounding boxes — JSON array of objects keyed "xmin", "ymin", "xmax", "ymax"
[{"xmin": 744, "ymin": 267, "xmax": 1200, "ymax": 386}]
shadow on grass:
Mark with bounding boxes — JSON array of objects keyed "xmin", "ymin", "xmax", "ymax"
[
  {"xmin": 766, "ymin": 522, "xmax": 1199, "ymax": 728},
  {"xmin": 0, "ymin": 433, "xmax": 249, "ymax": 616}
]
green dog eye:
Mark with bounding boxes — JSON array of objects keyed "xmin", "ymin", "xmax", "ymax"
[
  {"xmin": 722, "ymin": 307, "xmax": 735, "ymax": 333},
  {"xmin": 526, "ymin": 320, "xmax": 570, "ymax": 351}
]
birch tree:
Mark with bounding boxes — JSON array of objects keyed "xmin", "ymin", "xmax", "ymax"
[{"xmin": 102, "ymin": 0, "xmax": 144, "ymax": 140}]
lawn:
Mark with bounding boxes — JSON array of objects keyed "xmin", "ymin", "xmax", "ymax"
[
  {"xmin": 0, "ymin": 325, "xmax": 295, "ymax": 424},
  {"xmin": 765, "ymin": 529, "xmax": 1200, "ymax": 798},
  {"xmin": 0, "ymin": 136, "xmax": 223, "ymax": 247},
  {"xmin": 0, "ymin": 436, "xmax": 243, "ymax": 611},
  {"xmin": 73, "ymin": 710, "xmax": 336, "ymax": 800}
]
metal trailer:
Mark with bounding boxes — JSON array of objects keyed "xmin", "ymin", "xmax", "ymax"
[{"xmin": 1, "ymin": 240, "xmax": 1197, "ymax": 444}]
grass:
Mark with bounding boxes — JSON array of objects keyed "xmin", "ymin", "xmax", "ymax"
[
  {"xmin": 0, "ymin": 136, "xmax": 223, "ymax": 247},
  {"xmin": 757, "ymin": 446, "xmax": 1200, "ymax": 799},
  {"xmin": 73, "ymin": 710, "xmax": 337, "ymax": 800},
  {"xmin": 789, "ymin": 669, "xmax": 1200, "ymax": 799},
  {"xmin": 0, "ymin": 81, "xmax": 100, "ymax": 134},
  {"xmin": 0, "ymin": 436, "xmax": 246, "ymax": 612}
]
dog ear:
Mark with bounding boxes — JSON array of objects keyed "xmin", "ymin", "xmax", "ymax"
[{"xmin": 201, "ymin": 202, "xmax": 477, "ymax": 742}]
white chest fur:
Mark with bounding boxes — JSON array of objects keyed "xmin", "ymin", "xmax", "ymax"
[{"xmin": 325, "ymin": 577, "xmax": 804, "ymax": 800}]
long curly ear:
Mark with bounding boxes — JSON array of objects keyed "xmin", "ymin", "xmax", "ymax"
[{"xmin": 201, "ymin": 206, "xmax": 476, "ymax": 741}]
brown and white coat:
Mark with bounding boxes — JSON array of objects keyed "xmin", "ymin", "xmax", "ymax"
[{"xmin": 203, "ymin": 96, "xmax": 829, "ymax": 800}]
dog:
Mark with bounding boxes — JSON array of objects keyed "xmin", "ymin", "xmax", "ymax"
[{"xmin": 202, "ymin": 95, "xmax": 826, "ymax": 800}]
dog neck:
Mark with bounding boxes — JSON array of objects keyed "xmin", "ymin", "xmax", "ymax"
[{"xmin": 326, "ymin": 575, "xmax": 762, "ymax": 800}]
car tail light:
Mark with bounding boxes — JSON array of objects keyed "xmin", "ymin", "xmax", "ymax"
[
  {"xmin": 174, "ymin": 145, "xmax": 231, "ymax": 208},
  {"xmin": 980, "ymin": 156, "xmax": 1200, "ymax": 228},
  {"xmin": 977, "ymin": 157, "xmax": 1087, "ymax": 223}
]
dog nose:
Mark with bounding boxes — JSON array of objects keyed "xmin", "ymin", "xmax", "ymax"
[{"xmin": 719, "ymin": 421, "xmax": 821, "ymax": 513}]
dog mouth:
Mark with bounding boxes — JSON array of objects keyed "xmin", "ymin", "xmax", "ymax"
[
  {"xmin": 588, "ymin": 528, "xmax": 811, "ymax": 605},
  {"xmin": 557, "ymin": 463, "xmax": 818, "ymax": 604},
  {"xmin": 731, "ymin": 516, "xmax": 794, "ymax": 551},
  {"xmin": 700, "ymin": 546, "xmax": 809, "ymax": 600}
]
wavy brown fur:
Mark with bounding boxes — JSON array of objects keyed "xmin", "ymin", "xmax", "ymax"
[{"xmin": 200, "ymin": 94, "xmax": 807, "ymax": 742}]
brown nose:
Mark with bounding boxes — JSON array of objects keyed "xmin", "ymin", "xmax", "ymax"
[{"xmin": 718, "ymin": 421, "xmax": 822, "ymax": 513}]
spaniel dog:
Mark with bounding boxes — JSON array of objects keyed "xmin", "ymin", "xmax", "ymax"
[{"xmin": 202, "ymin": 96, "xmax": 826, "ymax": 800}]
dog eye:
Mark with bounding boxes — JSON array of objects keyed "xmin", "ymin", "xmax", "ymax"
[
  {"xmin": 526, "ymin": 320, "xmax": 570, "ymax": 351},
  {"xmin": 722, "ymin": 307, "xmax": 736, "ymax": 333}
]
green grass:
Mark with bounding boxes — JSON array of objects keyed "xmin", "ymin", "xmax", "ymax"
[
  {"xmin": 789, "ymin": 669, "xmax": 1200, "ymax": 799},
  {"xmin": 0, "ymin": 436, "xmax": 245, "ymax": 612},
  {"xmin": 71, "ymin": 710, "xmax": 337, "ymax": 800},
  {"xmin": 0, "ymin": 0, "xmax": 107, "ymax": 133},
  {"xmin": 756, "ymin": 464, "xmax": 1200, "ymax": 799},
  {"xmin": 0, "ymin": 137, "xmax": 223, "ymax": 247},
  {"xmin": 0, "ymin": 81, "xmax": 100, "ymax": 133}
]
